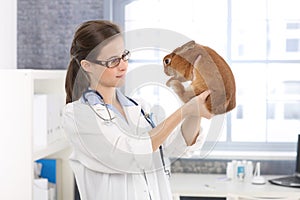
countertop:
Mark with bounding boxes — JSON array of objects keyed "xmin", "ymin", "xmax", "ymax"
[{"xmin": 169, "ymin": 173, "xmax": 300, "ymax": 199}]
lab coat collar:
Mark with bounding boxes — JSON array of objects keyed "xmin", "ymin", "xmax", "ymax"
[
  {"xmin": 80, "ymin": 88, "xmax": 145, "ymax": 131},
  {"xmin": 116, "ymin": 89, "xmax": 135, "ymax": 107},
  {"xmin": 115, "ymin": 89, "xmax": 145, "ymax": 130},
  {"xmin": 80, "ymin": 88, "xmax": 135, "ymax": 107}
]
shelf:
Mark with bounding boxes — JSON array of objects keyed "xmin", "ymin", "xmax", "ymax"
[
  {"xmin": 23, "ymin": 69, "xmax": 66, "ymax": 80},
  {"xmin": 33, "ymin": 137, "xmax": 70, "ymax": 161},
  {"xmin": 0, "ymin": 69, "xmax": 73, "ymax": 200},
  {"xmin": 0, "ymin": 69, "xmax": 66, "ymax": 79}
]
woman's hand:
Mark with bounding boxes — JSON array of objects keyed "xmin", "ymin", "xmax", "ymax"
[
  {"xmin": 182, "ymin": 90, "xmax": 214, "ymax": 119},
  {"xmin": 149, "ymin": 90, "xmax": 213, "ymax": 151}
]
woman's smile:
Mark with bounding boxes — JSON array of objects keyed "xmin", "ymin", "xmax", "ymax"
[{"xmin": 116, "ymin": 74, "xmax": 126, "ymax": 78}]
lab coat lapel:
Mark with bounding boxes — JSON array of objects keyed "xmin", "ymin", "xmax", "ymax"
[{"xmin": 124, "ymin": 105, "xmax": 142, "ymax": 131}]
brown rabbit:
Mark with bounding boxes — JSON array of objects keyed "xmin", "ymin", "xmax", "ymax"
[{"xmin": 163, "ymin": 40, "xmax": 236, "ymax": 115}]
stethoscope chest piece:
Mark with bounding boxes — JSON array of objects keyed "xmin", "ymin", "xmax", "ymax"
[{"xmin": 103, "ymin": 120, "xmax": 113, "ymax": 126}]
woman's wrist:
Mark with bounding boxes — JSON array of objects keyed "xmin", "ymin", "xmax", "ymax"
[
  {"xmin": 181, "ymin": 104, "xmax": 189, "ymax": 118},
  {"xmin": 181, "ymin": 101, "xmax": 196, "ymax": 118}
]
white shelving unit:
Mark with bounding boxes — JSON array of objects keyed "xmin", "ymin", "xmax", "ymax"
[{"xmin": 0, "ymin": 69, "xmax": 74, "ymax": 200}]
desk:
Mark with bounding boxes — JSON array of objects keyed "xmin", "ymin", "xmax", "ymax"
[{"xmin": 170, "ymin": 173, "xmax": 300, "ymax": 200}]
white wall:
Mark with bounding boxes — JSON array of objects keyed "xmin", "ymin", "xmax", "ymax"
[{"xmin": 0, "ymin": 0, "xmax": 17, "ymax": 69}]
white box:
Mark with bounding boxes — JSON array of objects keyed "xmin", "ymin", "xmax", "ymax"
[
  {"xmin": 33, "ymin": 178, "xmax": 57, "ymax": 200},
  {"xmin": 49, "ymin": 183, "xmax": 57, "ymax": 200},
  {"xmin": 33, "ymin": 178, "xmax": 48, "ymax": 200},
  {"xmin": 33, "ymin": 94, "xmax": 64, "ymax": 147}
]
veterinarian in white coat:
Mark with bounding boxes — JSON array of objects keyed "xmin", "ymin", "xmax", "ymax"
[{"xmin": 63, "ymin": 20, "xmax": 213, "ymax": 200}]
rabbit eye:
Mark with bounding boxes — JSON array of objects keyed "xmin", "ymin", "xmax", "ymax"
[{"xmin": 164, "ymin": 58, "xmax": 171, "ymax": 65}]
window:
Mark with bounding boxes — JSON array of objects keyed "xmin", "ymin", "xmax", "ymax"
[{"xmin": 111, "ymin": 0, "xmax": 300, "ymax": 152}]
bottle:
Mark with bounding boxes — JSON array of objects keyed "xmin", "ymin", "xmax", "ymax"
[
  {"xmin": 231, "ymin": 160, "xmax": 237, "ymax": 180},
  {"xmin": 236, "ymin": 161, "xmax": 245, "ymax": 181},
  {"xmin": 245, "ymin": 161, "xmax": 253, "ymax": 181},
  {"xmin": 226, "ymin": 162, "xmax": 233, "ymax": 180}
]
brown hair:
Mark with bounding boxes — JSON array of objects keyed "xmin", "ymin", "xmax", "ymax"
[{"xmin": 65, "ymin": 20, "xmax": 121, "ymax": 104}]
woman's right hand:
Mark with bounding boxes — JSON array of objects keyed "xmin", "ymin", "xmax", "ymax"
[{"xmin": 182, "ymin": 90, "xmax": 214, "ymax": 119}]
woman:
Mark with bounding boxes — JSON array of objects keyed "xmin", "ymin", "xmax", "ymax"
[{"xmin": 63, "ymin": 20, "xmax": 213, "ymax": 200}]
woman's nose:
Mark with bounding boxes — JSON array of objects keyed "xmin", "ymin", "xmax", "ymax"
[{"xmin": 117, "ymin": 59, "xmax": 128, "ymax": 70}]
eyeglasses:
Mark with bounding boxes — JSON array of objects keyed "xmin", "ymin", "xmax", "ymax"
[{"xmin": 90, "ymin": 50, "xmax": 131, "ymax": 68}]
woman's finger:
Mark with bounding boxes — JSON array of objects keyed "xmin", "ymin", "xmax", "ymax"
[{"xmin": 199, "ymin": 90, "xmax": 211, "ymax": 101}]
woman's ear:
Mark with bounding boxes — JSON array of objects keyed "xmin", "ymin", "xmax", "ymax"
[{"xmin": 80, "ymin": 60, "xmax": 92, "ymax": 72}]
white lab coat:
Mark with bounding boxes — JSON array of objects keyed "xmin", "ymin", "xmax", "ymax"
[{"xmin": 62, "ymin": 90, "xmax": 207, "ymax": 200}]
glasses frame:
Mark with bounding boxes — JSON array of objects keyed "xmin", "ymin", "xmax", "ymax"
[{"xmin": 90, "ymin": 49, "xmax": 131, "ymax": 68}]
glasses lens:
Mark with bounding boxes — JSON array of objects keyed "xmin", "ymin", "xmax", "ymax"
[
  {"xmin": 106, "ymin": 50, "xmax": 130, "ymax": 68},
  {"xmin": 107, "ymin": 58, "xmax": 121, "ymax": 68}
]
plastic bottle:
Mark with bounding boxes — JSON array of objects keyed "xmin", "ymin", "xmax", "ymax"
[
  {"xmin": 236, "ymin": 161, "xmax": 245, "ymax": 181},
  {"xmin": 231, "ymin": 160, "xmax": 237, "ymax": 180},
  {"xmin": 226, "ymin": 162, "xmax": 233, "ymax": 180},
  {"xmin": 245, "ymin": 161, "xmax": 253, "ymax": 181}
]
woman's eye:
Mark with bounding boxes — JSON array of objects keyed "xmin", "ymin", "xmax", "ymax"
[{"xmin": 109, "ymin": 58, "xmax": 119, "ymax": 65}]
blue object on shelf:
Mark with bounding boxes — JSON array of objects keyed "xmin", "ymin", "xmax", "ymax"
[{"xmin": 36, "ymin": 159, "xmax": 56, "ymax": 184}]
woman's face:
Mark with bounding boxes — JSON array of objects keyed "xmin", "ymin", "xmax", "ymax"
[{"xmin": 88, "ymin": 36, "xmax": 128, "ymax": 89}]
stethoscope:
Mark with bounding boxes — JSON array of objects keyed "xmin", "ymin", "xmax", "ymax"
[
  {"xmin": 82, "ymin": 89, "xmax": 171, "ymax": 177},
  {"xmin": 82, "ymin": 89, "xmax": 116, "ymax": 123}
]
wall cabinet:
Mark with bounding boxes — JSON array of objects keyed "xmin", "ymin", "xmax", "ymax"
[{"xmin": 0, "ymin": 69, "xmax": 73, "ymax": 200}]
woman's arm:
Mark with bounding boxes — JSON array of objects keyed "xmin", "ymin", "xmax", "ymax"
[{"xmin": 149, "ymin": 90, "xmax": 213, "ymax": 151}]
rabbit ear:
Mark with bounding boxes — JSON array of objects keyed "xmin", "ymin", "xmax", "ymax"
[
  {"xmin": 191, "ymin": 54, "xmax": 202, "ymax": 81},
  {"xmin": 182, "ymin": 40, "xmax": 195, "ymax": 49},
  {"xmin": 174, "ymin": 40, "xmax": 196, "ymax": 54},
  {"xmin": 194, "ymin": 53, "xmax": 202, "ymax": 66}
]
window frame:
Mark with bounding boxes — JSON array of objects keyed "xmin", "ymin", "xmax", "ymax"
[{"xmin": 108, "ymin": 0, "xmax": 300, "ymax": 153}]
